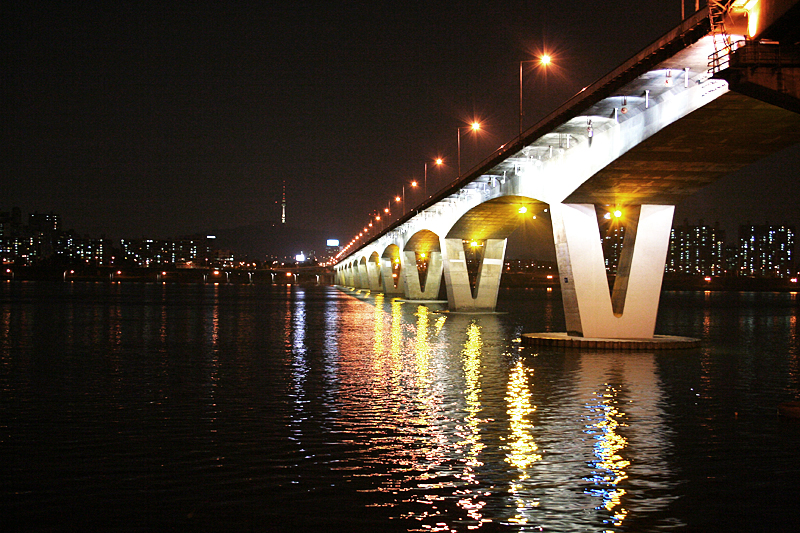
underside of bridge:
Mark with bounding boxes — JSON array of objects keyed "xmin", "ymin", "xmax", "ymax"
[{"xmin": 565, "ymin": 92, "xmax": 800, "ymax": 206}]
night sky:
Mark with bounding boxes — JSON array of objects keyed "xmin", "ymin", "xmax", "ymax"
[{"xmin": 3, "ymin": 1, "xmax": 799, "ymax": 254}]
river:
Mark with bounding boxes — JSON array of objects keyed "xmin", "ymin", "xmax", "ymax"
[{"xmin": 2, "ymin": 282, "xmax": 799, "ymax": 532}]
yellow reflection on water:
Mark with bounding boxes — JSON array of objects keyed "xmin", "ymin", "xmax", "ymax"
[
  {"xmin": 461, "ymin": 322, "xmax": 484, "ymax": 464},
  {"xmin": 372, "ymin": 293, "xmax": 385, "ymax": 358},
  {"xmin": 456, "ymin": 321, "xmax": 486, "ymax": 524},
  {"xmin": 504, "ymin": 359, "xmax": 542, "ymax": 525},
  {"xmin": 414, "ymin": 305, "xmax": 431, "ymax": 388},
  {"xmin": 390, "ymin": 299, "xmax": 404, "ymax": 360},
  {"xmin": 585, "ymin": 384, "xmax": 630, "ymax": 528},
  {"xmin": 434, "ymin": 314, "xmax": 447, "ymax": 335}
]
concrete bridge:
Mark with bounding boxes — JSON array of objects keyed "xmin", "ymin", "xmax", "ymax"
[{"xmin": 334, "ymin": 1, "xmax": 800, "ymax": 340}]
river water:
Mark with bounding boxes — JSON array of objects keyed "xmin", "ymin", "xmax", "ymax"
[{"xmin": 2, "ymin": 282, "xmax": 799, "ymax": 532}]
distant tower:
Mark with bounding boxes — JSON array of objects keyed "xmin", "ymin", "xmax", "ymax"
[{"xmin": 281, "ymin": 180, "xmax": 286, "ymax": 224}]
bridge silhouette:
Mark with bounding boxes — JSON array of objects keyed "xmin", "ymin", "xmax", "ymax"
[{"xmin": 334, "ymin": 1, "xmax": 800, "ymax": 343}]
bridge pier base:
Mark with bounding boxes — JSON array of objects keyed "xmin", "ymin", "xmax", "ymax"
[
  {"xmin": 550, "ymin": 203, "xmax": 674, "ymax": 339},
  {"xmin": 443, "ymin": 238, "xmax": 506, "ymax": 311},
  {"xmin": 402, "ymin": 251, "xmax": 443, "ymax": 300}
]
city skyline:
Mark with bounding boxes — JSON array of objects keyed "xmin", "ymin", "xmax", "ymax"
[
  {"xmin": 3, "ymin": 2, "xmax": 799, "ymax": 246},
  {"xmin": 2, "ymin": 205, "xmax": 795, "ymax": 278}
]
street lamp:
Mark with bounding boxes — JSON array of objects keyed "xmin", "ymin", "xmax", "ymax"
[
  {"xmin": 519, "ymin": 54, "xmax": 552, "ymax": 136},
  {"xmin": 458, "ymin": 122, "xmax": 481, "ymax": 178},
  {"xmin": 424, "ymin": 158, "xmax": 443, "ymax": 199}
]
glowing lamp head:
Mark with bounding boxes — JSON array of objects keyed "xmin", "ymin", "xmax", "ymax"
[
  {"xmin": 411, "ymin": 180, "xmax": 417, "ymax": 187},
  {"xmin": 614, "ymin": 209, "xmax": 623, "ymax": 218},
  {"xmin": 541, "ymin": 54, "xmax": 552, "ymax": 66},
  {"xmin": 471, "ymin": 122, "xmax": 480, "ymax": 131},
  {"xmin": 395, "ymin": 196, "xmax": 401, "ymax": 202},
  {"xmin": 435, "ymin": 158, "xmax": 443, "ymax": 165},
  {"xmin": 518, "ymin": 206, "xmax": 528, "ymax": 214}
]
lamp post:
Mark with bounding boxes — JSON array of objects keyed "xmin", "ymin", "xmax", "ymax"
[
  {"xmin": 424, "ymin": 158, "xmax": 443, "ymax": 199},
  {"xmin": 458, "ymin": 122, "xmax": 481, "ymax": 178},
  {"xmin": 519, "ymin": 54, "xmax": 551, "ymax": 136}
]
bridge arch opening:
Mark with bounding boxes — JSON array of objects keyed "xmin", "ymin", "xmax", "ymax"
[
  {"xmin": 368, "ymin": 251, "xmax": 382, "ymax": 291},
  {"xmin": 446, "ymin": 195, "xmax": 554, "ymax": 298},
  {"xmin": 404, "ymin": 229, "xmax": 442, "ymax": 293},
  {"xmin": 382, "ymin": 244, "xmax": 402, "ymax": 290}
]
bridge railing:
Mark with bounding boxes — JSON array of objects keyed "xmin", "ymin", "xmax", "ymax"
[
  {"xmin": 708, "ymin": 39, "xmax": 746, "ymax": 73},
  {"xmin": 710, "ymin": 40, "xmax": 800, "ymax": 73}
]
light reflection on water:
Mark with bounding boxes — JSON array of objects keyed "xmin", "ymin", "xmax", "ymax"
[
  {"xmin": 328, "ymin": 293, "xmax": 682, "ymax": 532},
  {"xmin": 1, "ymin": 284, "xmax": 799, "ymax": 532}
]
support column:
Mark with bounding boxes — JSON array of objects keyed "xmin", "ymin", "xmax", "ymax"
[
  {"xmin": 401, "ymin": 250, "xmax": 443, "ymax": 300},
  {"xmin": 550, "ymin": 203, "xmax": 674, "ymax": 339},
  {"xmin": 357, "ymin": 262, "xmax": 369, "ymax": 289},
  {"xmin": 348, "ymin": 266, "xmax": 356, "ymax": 287},
  {"xmin": 443, "ymin": 238, "xmax": 507, "ymax": 311},
  {"xmin": 380, "ymin": 259, "xmax": 403, "ymax": 295},
  {"xmin": 366, "ymin": 258, "xmax": 382, "ymax": 292}
]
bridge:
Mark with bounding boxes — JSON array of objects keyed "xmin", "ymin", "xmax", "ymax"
[{"xmin": 333, "ymin": 1, "xmax": 800, "ymax": 341}]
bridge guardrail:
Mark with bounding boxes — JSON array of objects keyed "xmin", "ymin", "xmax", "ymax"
[
  {"xmin": 708, "ymin": 39, "xmax": 745, "ymax": 73},
  {"xmin": 709, "ymin": 40, "xmax": 800, "ymax": 74}
]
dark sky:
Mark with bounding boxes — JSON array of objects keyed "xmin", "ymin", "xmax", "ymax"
[{"xmin": 3, "ymin": 1, "xmax": 798, "ymax": 251}]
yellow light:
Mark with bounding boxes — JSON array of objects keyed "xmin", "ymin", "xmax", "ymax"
[
  {"xmin": 395, "ymin": 196, "xmax": 401, "ymax": 202},
  {"xmin": 286, "ymin": 272, "xmax": 292, "ymax": 277},
  {"xmin": 384, "ymin": 207, "xmax": 389, "ymax": 213},
  {"xmin": 411, "ymin": 180, "xmax": 417, "ymax": 187},
  {"xmin": 742, "ymin": 0, "xmax": 759, "ymax": 11},
  {"xmin": 518, "ymin": 206, "xmax": 527, "ymax": 214},
  {"xmin": 614, "ymin": 209, "xmax": 622, "ymax": 218},
  {"xmin": 470, "ymin": 240, "xmax": 479, "ymax": 247},
  {"xmin": 435, "ymin": 158, "xmax": 443, "ymax": 165},
  {"xmin": 420, "ymin": 252, "xmax": 426, "ymax": 258},
  {"xmin": 540, "ymin": 54, "xmax": 552, "ymax": 66},
  {"xmin": 705, "ymin": 276, "xmax": 712, "ymax": 282},
  {"xmin": 375, "ymin": 215, "xmax": 381, "ymax": 221},
  {"xmin": 471, "ymin": 122, "xmax": 480, "ymax": 131}
]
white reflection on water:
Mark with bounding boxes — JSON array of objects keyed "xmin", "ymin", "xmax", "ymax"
[
  {"xmin": 289, "ymin": 287, "xmax": 308, "ymax": 449},
  {"xmin": 583, "ymin": 383, "xmax": 630, "ymax": 527}
]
